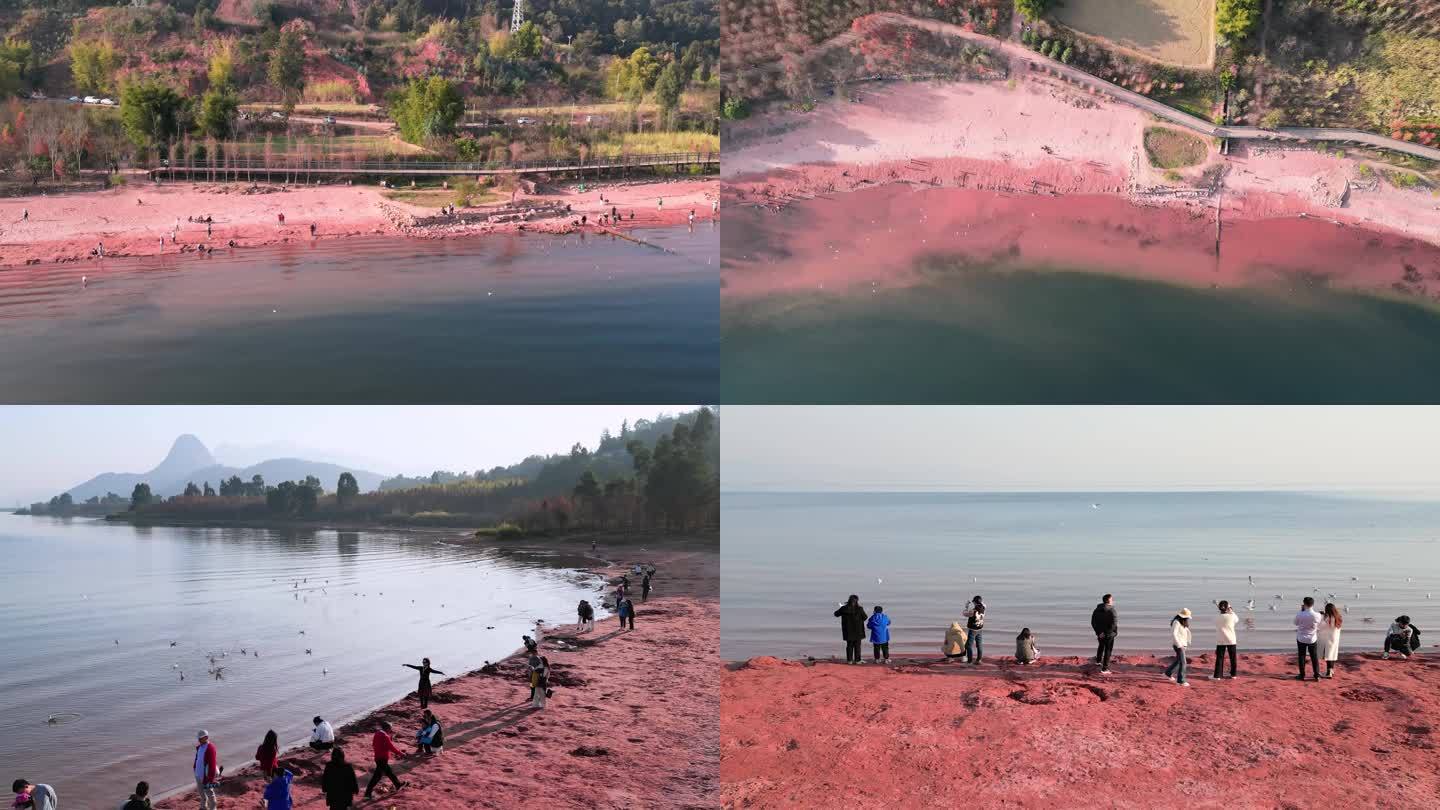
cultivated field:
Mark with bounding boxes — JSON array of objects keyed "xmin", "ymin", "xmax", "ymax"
[{"xmin": 1054, "ymin": 0, "xmax": 1215, "ymax": 67}]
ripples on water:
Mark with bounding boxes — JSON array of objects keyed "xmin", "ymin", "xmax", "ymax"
[
  {"xmin": 721, "ymin": 492, "xmax": 1440, "ymax": 661},
  {"xmin": 0, "ymin": 225, "xmax": 718, "ymax": 403},
  {"xmin": 0, "ymin": 516, "xmax": 607, "ymax": 805}
]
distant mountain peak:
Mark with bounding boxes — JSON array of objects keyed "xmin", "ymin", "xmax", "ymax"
[{"xmin": 160, "ymin": 434, "xmax": 216, "ymax": 473}]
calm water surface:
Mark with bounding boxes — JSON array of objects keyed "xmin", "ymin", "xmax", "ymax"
[
  {"xmin": 0, "ymin": 225, "xmax": 718, "ymax": 403},
  {"xmin": 0, "ymin": 515, "xmax": 607, "ymax": 805},
  {"xmin": 721, "ymin": 491, "xmax": 1440, "ymax": 660}
]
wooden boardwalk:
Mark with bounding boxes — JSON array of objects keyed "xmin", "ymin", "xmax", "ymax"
[{"xmin": 151, "ymin": 151, "xmax": 720, "ymax": 180}]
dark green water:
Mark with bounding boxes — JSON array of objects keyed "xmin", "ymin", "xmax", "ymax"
[{"xmin": 723, "ymin": 268, "xmax": 1440, "ymax": 403}]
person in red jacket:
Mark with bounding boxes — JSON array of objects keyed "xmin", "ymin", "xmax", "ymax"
[
  {"xmin": 255, "ymin": 729, "xmax": 280, "ymax": 779},
  {"xmin": 193, "ymin": 730, "xmax": 221, "ymax": 810},
  {"xmin": 363, "ymin": 721, "xmax": 407, "ymax": 800}
]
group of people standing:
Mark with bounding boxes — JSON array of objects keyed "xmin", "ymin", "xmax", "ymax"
[{"xmin": 831, "ymin": 592, "xmax": 1425, "ymax": 684}]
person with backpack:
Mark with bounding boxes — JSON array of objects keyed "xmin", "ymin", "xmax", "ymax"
[
  {"xmin": 1383, "ymin": 615, "xmax": 1421, "ymax": 659},
  {"xmin": 1294, "ymin": 597, "xmax": 1323, "ymax": 681},
  {"xmin": 193, "ymin": 730, "xmax": 221, "ymax": 810},
  {"xmin": 1213, "ymin": 600, "xmax": 1238, "ymax": 679},
  {"xmin": 1015, "ymin": 628, "xmax": 1039, "ymax": 664},
  {"xmin": 119, "ymin": 781, "xmax": 151, "ymax": 810},
  {"xmin": 942, "ymin": 621, "xmax": 968, "ymax": 661},
  {"xmin": 320, "ymin": 748, "xmax": 359, "ymax": 810},
  {"xmin": 1164, "ymin": 609, "xmax": 1192, "ymax": 687},
  {"xmin": 866, "ymin": 605, "xmax": 892, "ymax": 663},
  {"xmin": 834, "ymin": 595, "xmax": 868, "ymax": 664},
  {"xmin": 963, "ymin": 596, "xmax": 986, "ymax": 664},
  {"xmin": 1090, "ymin": 594, "xmax": 1118, "ymax": 674},
  {"xmin": 363, "ymin": 721, "xmax": 407, "ymax": 800},
  {"xmin": 1319, "ymin": 602, "xmax": 1343, "ymax": 679}
]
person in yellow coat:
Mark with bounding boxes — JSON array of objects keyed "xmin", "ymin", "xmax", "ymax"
[{"xmin": 942, "ymin": 621, "xmax": 968, "ymax": 660}]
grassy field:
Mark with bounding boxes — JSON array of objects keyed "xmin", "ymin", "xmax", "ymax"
[
  {"xmin": 1054, "ymin": 0, "xmax": 1215, "ymax": 67},
  {"xmin": 1144, "ymin": 126, "xmax": 1209, "ymax": 168},
  {"xmin": 221, "ymin": 134, "xmax": 428, "ymax": 158},
  {"xmin": 382, "ymin": 186, "xmax": 503, "ymax": 208},
  {"xmin": 591, "ymin": 131, "xmax": 720, "ymax": 157},
  {"xmin": 241, "ymin": 102, "xmax": 384, "ymax": 116},
  {"xmin": 480, "ymin": 101, "xmax": 658, "ymax": 117}
]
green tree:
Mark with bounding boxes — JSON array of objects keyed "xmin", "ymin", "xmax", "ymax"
[
  {"xmin": 606, "ymin": 46, "xmax": 660, "ymax": 102},
  {"xmin": 268, "ymin": 28, "xmax": 305, "ymax": 101},
  {"xmin": 1216, "ymin": 0, "xmax": 1261, "ymax": 42},
  {"xmin": 390, "ymin": 76, "xmax": 463, "ymax": 144},
  {"xmin": 203, "ymin": 481, "xmax": 216, "ymax": 497},
  {"xmin": 653, "ymin": 61, "xmax": 685, "ymax": 118},
  {"xmin": 337, "ymin": 472, "xmax": 359, "ymax": 506},
  {"xmin": 208, "ymin": 46, "xmax": 234, "ymax": 90},
  {"xmin": 0, "ymin": 39, "xmax": 33, "ymax": 96},
  {"xmin": 71, "ymin": 40, "xmax": 120, "ymax": 94},
  {"xmin": 721, "ymin": 97, "xmax": 749, "ymax": 120},
  {"xmin": 1015, "ymin": 0, "xmax": 1054, "ymax": 22},
  {"xmin": 119, "ymin": 81, "xmax": 187, "ymax": 149},
  {"xmin": 511, "ymin": 20, "xmax": 542, "ymax": 60},
  {"xmin": 198, "ymin": 88, "xmax": 238, "ymax": 139},
  {"xmin": 574, "ymin": 470, "xmax": 601, "ymax": 501},
  {"xmin": 130, "ymin": 482, "xmax": 153, "ymax": 509},
  {"xmin": 184, "ymin": 482, "xmax": 201, "ymax": 497}
]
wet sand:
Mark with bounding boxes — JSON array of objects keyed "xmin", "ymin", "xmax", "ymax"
[
  {"xmin": 723, "ymin": 651, "xmax": 1440, "ymax": 808},
  {"xmin": 0, "ymin": 178, "xmax": 717, "ymax": 268},
  {"xmin": 154, "ymin": 536, "xmax": 718, "ymax": 810}
]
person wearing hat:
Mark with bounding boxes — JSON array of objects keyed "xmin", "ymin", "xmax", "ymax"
[
  {"xmin": 1294, "ymin": 596, "xmax": 1323, "ymax": 681},
  {"xmin": 193, "ymin": 730, "xmax": 221, "ymax": 810},
  {"xmin": 1163, "ymin": 609, "xmax": 1193, "ymax": 686}
]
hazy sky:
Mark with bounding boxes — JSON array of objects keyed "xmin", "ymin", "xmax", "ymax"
[
  {"xmin": 724, "ymin": 406, "xmax": 1440, "ymax": 493},
  {"xmin": 0, "ymin": 406, "xmax": 688, "ymax": 504}
]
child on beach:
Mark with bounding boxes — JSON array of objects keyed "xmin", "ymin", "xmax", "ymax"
[
  {"xmin": 1319, "ymin": 602, "xmax": 1343, "ymax": 678},
  {"xmin": 261, "ymin": 768, "xmax": 293, "ymax": 810},
  {"xmin": 1164, "ymin": 609, "xmax": 1192, "ymax": 686},
  {"xmin": 1213, "ymin": 600, "xmax": 1238, "ymax": 679},
  {"xmin": 415, "ymin": 709, "xmax": 444, "ymax": 755},
  {"xmin": 942, "ymin": 621, "xmax": 968, "ymax": 660},
  {"xmin": 320, "ymin": 748, "xmax": 359, "ymax": 810},
  {"xmin": 255, "ymin": 729, "xmax": 280, "ymax": 779},
  {"xmin": 1015, "ymin": 628, "xmax": 1039, "ymax": 664},
  {"xmin": 120, "ymin": 781, "xmax": 151, "ymax": 810},
  {"xmin": 867, "ymin": 605, "xmax": 891, "ymax": 663}
]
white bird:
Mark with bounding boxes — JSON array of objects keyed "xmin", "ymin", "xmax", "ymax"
[
  {"xmin": 1268, "ymin": 604, "xmax": 1277, "ymax": 611},
  {"xmin": 1245, "ymin": 600, "xmax": 1254, "ymax": 611},
  {"xmin": 1371, "ymin": 585, "xmax": 1376, "ymax": 589},
  {"xmin": 877, "ymin": 578, "xmax": 883, "ymax": 584},
  {"xmin": 322, "ymin": 668, "xmax": 328, "ymax": 675}
]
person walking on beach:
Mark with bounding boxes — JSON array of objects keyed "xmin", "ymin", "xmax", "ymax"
[
  {"xmin": 834, "ymin": 595, "xmax": 868, "ymax": 664},
  {"xmin": 415, "ymin": 709, "xmax": 444, "ymax": 755},
  {"xmin": 193, "ymin": 730, "xmax": 221, "ymax": 810},
  {"xmin": 363, "ymin": 721, "xmax": 407, "ymax": 800},
  {"xmin": 942, "ymin": 620, "xmax": 968, "ymax": 660},
  {"xmin": 577, "ymin": 599, "xmax": 595, "ymax": 632},
  {"xmin": 1213, "ymin": 600, "xmax": 1238, "ymax": 679},
  {"xmin": 262, "ymin": 768, "xmax": 293, "ymax": 810},
  {"xmin": 20, "ymin": 208, "xmax": 27, "ymax": 221},
  {"xmin": 529, "ymin": 654, "xmax": 551, "ymax": 709},
  {"xmin": 867, "ymin": 605, "xmax": 891, "ymax": 663},
  {"xmin": 641, "ymin": 572, "xmax": 652, "ymax": 602},
  {"xmin": 1295, "ymin": 597, "xmax": 1323, "ymax": 681},
  {"xmin": 320, "ymin": 748, "xmax": 359, "ymax": 810},
  {"xmin": 1091, "ymin": 594, "xmax": 1117, "ymax": 674},
  {"xmin": 9, "ymin": 780, "xmax": 56, "ymax": 810},
  {"xmin": 1319, "ymin": 602, "xmax": 1343, "ymax": 678},
  {"xmin": 1164, "ymin": 609, "xmax": 1192, "ymax": 687},
  {"xmin": 255, "ymin": 729, "xmax": 280, "ymax": 779},
  {"xmin": 1015, "ymin": 628, "xmax": 1039, "ymax": 664},
  {"xmin": 620, "ymin": 596, "xmax": 636, "ymax": 630},
  {"xmin": 1383, "ymin": 615, "xmax": 1419, "ymax": 659},
  {"xmin": 120, "ymin": 781, "xmax": 151, "ymax": 810},
  {"xmin": 310, "ymin": 716, "xmax": 335, "ymax": 751},
  {"xmin": 403, "ymin": 658, "xmax": 444, "ymax": 710},
  {"xmin": 963, "ymin": 596, "xmax": 986, "ymax": 665}
]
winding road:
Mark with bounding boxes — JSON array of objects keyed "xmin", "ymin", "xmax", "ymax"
[{"xmin": 740, "ymin": 12, "xmax": 1440, "ymax": 163}]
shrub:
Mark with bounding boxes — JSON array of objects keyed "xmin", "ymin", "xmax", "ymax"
[
  {"xmin": 721, "ymin": 97, "xmax": 749, "ymax": 120},
  {"xmin": 303, "ymin": 80, "xmax": 357, "ymax": 103}
]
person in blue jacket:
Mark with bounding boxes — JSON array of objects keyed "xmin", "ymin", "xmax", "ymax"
[
  {"xmin": 262, "ymin": 768, "xmax": 294, "ymax": 810},
  {"xmin": 867, "ymin": 605, "xmax": 892, "ymax": 663}
]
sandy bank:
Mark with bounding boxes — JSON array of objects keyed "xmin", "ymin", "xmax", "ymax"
[
  {"xmin": 0, "ymin": 177, "xmax": 717, "ymax": 268},
  {"xmin": 722, "ymin": 649, "xmax": 1440, "ymax": 808},
  {"xmin": 154, "ymin": 536, "xmax": 718, "ymax": 810},
  {"xmin": 721, "ymin": 78, "xmax": 1440, "ymax": 252}
]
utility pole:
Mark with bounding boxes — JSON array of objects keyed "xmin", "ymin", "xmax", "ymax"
[{"xmin": 510, "ymin": 0, "xmax": 524, "ymax": 33}]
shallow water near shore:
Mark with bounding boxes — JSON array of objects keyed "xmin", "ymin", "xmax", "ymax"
[
  {"xmin": 721, "ymin": 491, "xmax": 1440, "ymax": 661},
  {"xmin": 0, "ymin": 224, "xmax": 718, "ymax": 403},
  {"xmin": 722, "ymin": 185, "xmax": 1440, "ymax": 403},
  {"xmin": 0, "ymin": 515, "xmax": 606, "ymax": 806}
]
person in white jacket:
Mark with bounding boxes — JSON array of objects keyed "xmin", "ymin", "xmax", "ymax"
[
  {"xmin": 1318, "ymin": 602, "xmax": 1343, "ymax": 679},
  {"xmin": 1212, "ymin": 600, "xmax": 1238, "ymax": 680},
  {"xmin": 1163, "ymin": 609, "xmax": 1192, "ymax": 686},
  {"xmin": 1294, "ymin": 597, "xmax": 1323, "ymax": 681},
  {"xmin": 310, "ymin": 716, "xmax": 336, "ymax": 751}
]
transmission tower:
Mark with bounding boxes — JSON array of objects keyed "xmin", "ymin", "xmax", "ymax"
[{"xmin": 510, "ymin": 0, "xmax": 524, "ymax": 32}]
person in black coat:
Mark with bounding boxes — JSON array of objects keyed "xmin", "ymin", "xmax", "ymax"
[
  {"xmin": 834, "ymin": 595, "xmax": 868, "ymax": 664},
  {"xmin": 1091, "ymin": 594, "xmax": 1119, "ymax": 674},
  {"xmin": 320, "ymin": 748, "xmax": 360, "ymax": 810}
]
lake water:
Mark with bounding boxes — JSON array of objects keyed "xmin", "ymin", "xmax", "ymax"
[
  {"xmin": 721, "ymin": 491, "xmax": 1440, "ymax": 661},
  {"xmin": 0, "ymin": 225, "xmax": 718, "ymax": 403},
  {"xmin": 0, "ymin": 515, "xmax": 607, "ymax": 806},
  {"xmin": 722, "ymin": 186, "xmax": 1440, "ymax": 403}
]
